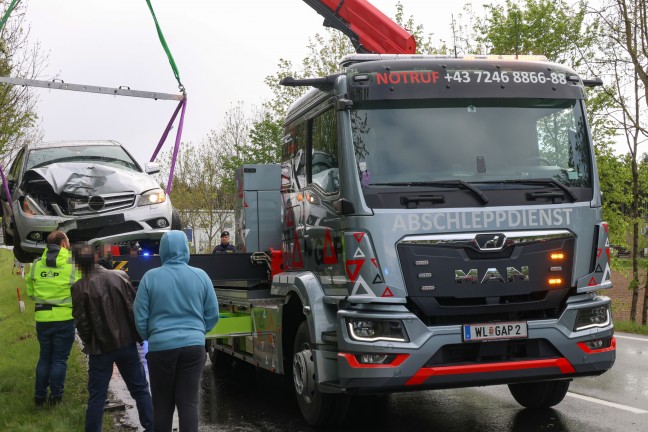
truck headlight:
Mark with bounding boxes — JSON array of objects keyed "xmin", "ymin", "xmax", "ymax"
[
  {"xmin": 139, "ymin": 189, "xmax": 166, "ymax": 206},
  {"xmin": 347, "ymin": 319, "xmax": 409, "ymax": 343},
  {"xmin": 574, "ymin": 305, "xmax": 611, "ymax": 331}
]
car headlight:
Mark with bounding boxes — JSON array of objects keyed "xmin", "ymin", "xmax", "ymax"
[
  {"xmin": 139, "ymin": 189, "xmax": 167, "ymax": 206},
  {"xmin": 347, "ymin": 318, "xmax": 409, "ymax": 343},
  {"xmin": 22, "ymin": 196, "xmax": 47, "ymax": 216}
]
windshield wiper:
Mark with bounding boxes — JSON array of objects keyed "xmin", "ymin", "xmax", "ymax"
[
  {"xmin": 479, "ymin": 178, "xmax": 578, "ymax": 202},
  {"xmin": 370, "ymin": 180, "xmax": 489, "ymax": 204}
]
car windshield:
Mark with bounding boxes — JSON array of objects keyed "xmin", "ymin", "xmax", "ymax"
[
  {"xmin": 351, "ymin": 98, "xmax": 592, "ymax": 188},
  {"xmin": 26, "ymin": 145, "xmax": 141, "ymax": 172}
]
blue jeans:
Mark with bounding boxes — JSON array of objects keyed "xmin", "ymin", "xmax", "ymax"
[
  {"xmin": 86, "ymin": 343, "xmax": 153, "ymax": 432},
  {"xmin": 35, "ymin": 320, "xmax": 75, "ymax": 399}
]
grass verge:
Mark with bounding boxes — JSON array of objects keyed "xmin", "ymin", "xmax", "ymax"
[
  {"xmin": 614, "ymin": 319, "xmax": 648, "ymax": 335},
  {"xmin": 0, "ymin": 248, "xmax": 115, "ymax": 431}
]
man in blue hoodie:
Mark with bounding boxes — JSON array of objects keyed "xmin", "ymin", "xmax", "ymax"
[{"xmin": 134, "ymin": 231, "xmax": 218, "ymax": 432}]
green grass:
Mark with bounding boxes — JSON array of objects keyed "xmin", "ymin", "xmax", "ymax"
[
  {"xmin": 614, "ymin": 319, "xmax": 648, "ymax": 335},
  {"xmin": 0, "ymin": 249, "xmax": 115, "ymax": 431}
]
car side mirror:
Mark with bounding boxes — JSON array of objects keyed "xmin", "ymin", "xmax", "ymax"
[{"xmin": 145, "ymin": 162, "xmax": 160, "ymax": 175}]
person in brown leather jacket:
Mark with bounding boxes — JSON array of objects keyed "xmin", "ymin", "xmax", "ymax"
[{"xmin": 71, "ymin": 244, "xmax": 153, "ymax": 432}]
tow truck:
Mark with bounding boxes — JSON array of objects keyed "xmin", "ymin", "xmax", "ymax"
[{"xmin": 115, "ymin": 0, "xmax": 615, "ymax": 426}]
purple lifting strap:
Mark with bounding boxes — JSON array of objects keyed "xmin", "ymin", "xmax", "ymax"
[
  {"xmin": 167, "ymin": 97, "xmax": 187, "ymax": 194},
  {"xmin": 149, "ymin": 97, "xmax": 187, "ymax": 195}
]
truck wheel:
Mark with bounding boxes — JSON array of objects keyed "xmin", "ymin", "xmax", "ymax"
[
  {"xmin": 508, "ymin": 380, "xmax": 570, "ymax": 408},
  {"xmin": 293, "ymin": 321, "xmax": 350, "ymax": 426}
]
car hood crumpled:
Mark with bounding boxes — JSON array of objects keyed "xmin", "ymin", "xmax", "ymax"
[{"xmin": 23, "ymin": 162, "xmax": 158, "ymax": 196}]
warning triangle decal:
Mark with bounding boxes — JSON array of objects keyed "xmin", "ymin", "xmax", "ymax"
[
  {"xmin": 346, "ymin": 259, "xmax": 364, "ymax": 282},
  {"xmin": 353, "ymin": 232, "xmax": 365, "ymax": 243},
  {"xmin": 595, "ymin": 264, "xmax": 603, "ymax": 273},
  {"xmin": 603, "ymin": 223, "xmax": 609, "ymax": 233},
  {"xmin": 381, "ymin": 287, "xmax": 394, "ymax": 297},
  {"xmin": 353, "ymin": 247, "xmax": 365, "ymax": 258},
  {"xmin": 372, "ymin": 273, "xmax": 384, "ymax": 284},
  {"xmin": 323, "ymin": 230, "xmax": 337, "ymax": 265},
  {"xmin": 244, "ymin": 201, "xmax": 249, "ymax": 208},
  {"xmin": 588, "ymin": 276, "xmax": 598, "ymax": 286},
  {"xmin": 243, "ymin": 228, "xmax": 250, "ymax": 238},
  {"xmin": 605, "ymin": 247, "xmax": 610, "ymax": 261},
  {"xmin": 603, "ymin": 263, "xmax": 612, "ymax": 282},
  {"xmin": 371, "ymin": 258, "xmax": 378, "ymax": 268},
  {"xmin": 351, "ymin": 275, "xmax": 375, "ymax": 296},
  {"xmin": 596, "ymin": 248, "xmax": 602, "ymax": 258}
]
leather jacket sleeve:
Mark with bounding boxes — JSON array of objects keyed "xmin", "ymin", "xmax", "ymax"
[{"xmin": 71, "ymin": 281, "xmax": 93, "ymax": 349}]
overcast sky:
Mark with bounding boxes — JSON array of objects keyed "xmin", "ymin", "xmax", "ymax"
[{"xmin": 23, "ymin": 0, "xmax": 475, "ymax": 165}]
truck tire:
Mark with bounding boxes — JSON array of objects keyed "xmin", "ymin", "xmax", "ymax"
[
  {"xmin": 508, "ymin": 380, "xmax": 570, "ymax": 409},
  {"xmin": 293, "ymin": 321, "xmax": 350, "ymax": 426}
]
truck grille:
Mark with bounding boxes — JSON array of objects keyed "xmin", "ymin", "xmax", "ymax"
[{"xmin": 397, "ymin": 230, "xmax": 575, "ymax": 326}]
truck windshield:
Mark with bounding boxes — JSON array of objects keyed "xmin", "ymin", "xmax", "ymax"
[{"xmin": 352, "ymin": 98, "xmax": 591, "ymax": 189}]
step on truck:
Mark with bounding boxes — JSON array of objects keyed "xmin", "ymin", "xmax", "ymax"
[{"xmin": 121, "ymin": 53, "xmax": 615, "ymax": 426}]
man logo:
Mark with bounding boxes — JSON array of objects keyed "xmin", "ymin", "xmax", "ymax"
[
  {"xmin": 474, "ymin": 233, "xmax": 508, "ymax": 251},
  {"xmin": 455, "ymin": 267, "xmax": 529, "ymax": 284}
]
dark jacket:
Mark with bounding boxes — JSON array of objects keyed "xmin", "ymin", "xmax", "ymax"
[
  {"xmin": 71, "ymin": 264, "xmax": 140, "ymax": 355},
  {"xmin": 212, "ymin": 243, "xmax": 235, "ymax": 254}
]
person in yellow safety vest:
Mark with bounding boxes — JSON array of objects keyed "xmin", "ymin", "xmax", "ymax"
[{"xmin": 26, "ymin": 230, "xmax": 80, "ymax": 407}]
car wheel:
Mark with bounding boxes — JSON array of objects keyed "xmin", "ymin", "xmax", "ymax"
[
  {"xmin": 2, "ymin": 224, "xmax": 13, "ymax": 246},
  {"xmin": 13, "ymin": 231, "xmax": 37, "ymax": 263},
  {"xmin": 171, "ymin": 209, "xmax": 182, "ymax": 230}
]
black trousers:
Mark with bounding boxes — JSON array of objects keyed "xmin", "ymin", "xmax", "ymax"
[{"xmin": 147, "ymin": 345, "xmax": 206, "ymax": 432}]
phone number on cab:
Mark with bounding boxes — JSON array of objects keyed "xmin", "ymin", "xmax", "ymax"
[{"xmin": 445, "ymin": 70, "xmax": 567, "ymax": 85}]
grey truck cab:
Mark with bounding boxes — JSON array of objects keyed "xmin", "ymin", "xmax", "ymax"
[{"xmin": 276, "ymin": 54, "xmax": 613, "ymax": 424}]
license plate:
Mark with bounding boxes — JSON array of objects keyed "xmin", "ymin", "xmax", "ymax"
[{"xmin": 463, "ymin": 321, "xmax": 528, "ymax": 342}]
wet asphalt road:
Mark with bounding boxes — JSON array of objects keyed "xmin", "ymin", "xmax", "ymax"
[{"xmin": 117, "ymin": 332, "xmax": 648, "ymax": 431}]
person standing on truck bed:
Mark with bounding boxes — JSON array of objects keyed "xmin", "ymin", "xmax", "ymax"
[
  {"xmin": 212, "ymin": 231, "xmax": 235, "ymax": 253},
  {"xmin": 70, "ymin": 243, "xmax": 153, "ymax": 432},
  {"xmin": 26, "ymin": 230, "xmax": 80, "ymax": 407},
  {"xmin": 134, "ymin": 230, "xmax": 219, "ymax": 432}
]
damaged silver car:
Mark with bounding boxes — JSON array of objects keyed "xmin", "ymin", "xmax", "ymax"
[{"xmin": 0, "ymin": 140, "xmax": 180, "ymax": 262}]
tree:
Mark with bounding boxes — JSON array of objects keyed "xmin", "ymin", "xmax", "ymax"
[
  {"xmin": 589, "ymin": 0, "xmax": 648, "ymax": 323},
  {"xmin": 0, "ymin": 0, "xmax": 45, "ymax": 165}
]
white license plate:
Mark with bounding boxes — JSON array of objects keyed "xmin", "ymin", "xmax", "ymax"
[{"xmin": 463, "ymin": 321, "xmax": 528, "ymax": 342}]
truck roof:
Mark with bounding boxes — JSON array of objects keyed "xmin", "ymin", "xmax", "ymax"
[{"xmin": 284, "ymin": 54, "xmax": 584, "ymax": 122}]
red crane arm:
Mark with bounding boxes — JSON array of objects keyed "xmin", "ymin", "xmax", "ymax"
[{"xmin": 302, "ymin": 0, "xmax": 416, "ymax": 54}]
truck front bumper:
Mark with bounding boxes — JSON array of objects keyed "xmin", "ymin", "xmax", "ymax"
[{"xmin": 330, "ymin": 295, "xmax": 615, "ymax": 394}]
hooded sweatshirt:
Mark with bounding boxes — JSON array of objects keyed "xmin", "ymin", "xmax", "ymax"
[{"xmin": 134, "ymin": 230, "xmax": 219, "ymax": 352}]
